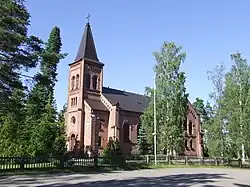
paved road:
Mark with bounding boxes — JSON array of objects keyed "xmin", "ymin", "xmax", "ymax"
[{"xmin": 0, "ymin": 168, "xmax": 250, "ymax": 186}]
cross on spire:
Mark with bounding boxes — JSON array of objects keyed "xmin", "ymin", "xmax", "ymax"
[{"xmin": 86, "ymin": 13, "xmax": 91, "ymax": 24}]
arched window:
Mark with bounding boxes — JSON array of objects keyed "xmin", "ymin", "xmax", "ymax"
[
  {"xmin": 71, "ymin": 116, "xmax": 76, "ymax": 124},
  {"xmin": 92, "ymin": 75, "xmax": 98, "ymax": 90},
  {"xmin": 188, "ymin": 121, "xmax": 192, "ymax": 135},
  {"xmin": 86, "ymin": 73, "xmax": 90, "ymax": 89},
  {"xmin": 71, "ymin": 76, "xmax": 75, "ymax": 90},
  {"xmin": 190, "ymin": 139, "xmax": 195, "ymax": 151},
  {"xmin": 185, "ymin": 139, "xmax": 189, "ymax": 150},
  {"xmin": 76, "ymin": 74, "xmax": 80, "ymax": 89},
  {"xmin": 70, "ymin": 134, "xmax": 76, "ymax": 151},
  {"xmin": 123, "ymin": 123, "xmax": 129, "ymax": 143}
]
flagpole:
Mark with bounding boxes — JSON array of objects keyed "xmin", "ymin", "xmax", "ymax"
[{"xmin": 153, "ymin": 74, "xmax": 157, "ymax": 165}]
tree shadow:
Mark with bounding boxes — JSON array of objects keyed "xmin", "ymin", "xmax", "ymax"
[
  {"xmin": 1, "ymin": 173, "xmax": 232, "ymax": 187},
  {"xmin": 0, "ymin": 166, "xmax": 121, "ymax": 177},
  {"xmin": 234, "ymin": 184, "xmax": 250, "ymax": 187}
]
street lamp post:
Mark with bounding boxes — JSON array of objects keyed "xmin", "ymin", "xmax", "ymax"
[{"xmin": 153, "ymin": 74, "xmax": 157, "ymax": 165}]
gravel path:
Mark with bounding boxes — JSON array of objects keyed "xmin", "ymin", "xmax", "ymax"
[{"xmin": 0, "ymin": 168, "xmax": 250, "ymax": 186}]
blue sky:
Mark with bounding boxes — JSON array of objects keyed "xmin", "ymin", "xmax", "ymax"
[{"xmin": 25, "ymin": 0, "xmax": 250, "ymax": 110}]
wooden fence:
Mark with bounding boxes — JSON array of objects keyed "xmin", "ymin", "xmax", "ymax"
[{"xmin": 0, "ymin": 155, "xmax": 249, "ymax": 171}]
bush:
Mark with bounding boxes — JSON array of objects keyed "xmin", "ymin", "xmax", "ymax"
[{"xmin": 101, "ymin": 137, "xmax": 125, "ymax": 166}]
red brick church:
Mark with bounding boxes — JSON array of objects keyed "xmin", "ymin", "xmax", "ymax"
[{"xmin": 65, "ymin": 22, "xmax": 204, "ymax": 157}]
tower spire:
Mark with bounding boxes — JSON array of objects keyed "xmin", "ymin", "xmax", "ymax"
[{"xmin": 74, "ymin": 15, "xmax": 99, "ymax": 62}]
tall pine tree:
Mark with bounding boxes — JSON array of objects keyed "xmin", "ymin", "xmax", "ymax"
[
  {"xmin": 0, "ymin": 0, "xmax": 42, "ymax": 156},
  {"xmin": 0, "ymin": 0, "xmax": 42, "ymax": 115},
  {"xmin": 25, "ymin": 26, "xmax": 66, "ymax": 156}
]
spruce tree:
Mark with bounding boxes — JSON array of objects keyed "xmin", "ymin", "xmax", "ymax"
[
  {"xmin": 28, "ymin": 94, "xmax": 57, "ymax": 156},
  {"xmin": 0, "ymin": 0, "xmax": 42, "ymax": 114},
  {"xmin": 0, "ymin": 86, "xmax": 29, "ymax": 156},
  {"xmin": 137, "ymin": 124, "xmax": 148, "ymax": 155},
  {"xmin": 25, "ymin": 26, "xmax": 66, "ymax": 156},
  {"xmin": 53, "ymin": 104, "xmax": 67, "ymax": 157}
]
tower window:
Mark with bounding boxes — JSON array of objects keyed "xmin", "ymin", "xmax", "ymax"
[
  {"xmin": 71, "ymin": 97, "xmax": 77, "ymax": 106},
  {"xmin": 76, "ymin": 74, "xmax": 80, "ymax": 89},
  {"xmin": 86, "ymin": 73, "xmax": 90, "ymax": 89},
  {"xmin": 92, "ymin": 75, "xmax": 98, "ymax": 90},
  {"xmin": 71, "ymin": 76, "xmax": 75, "ymax": 90}
]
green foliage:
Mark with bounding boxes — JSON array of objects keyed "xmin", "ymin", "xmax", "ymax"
[
  {"xmin": 102, "ymin": 138, "xmax": 125, "ymax": 165},
  {"xmin": 192, "ymin": 98, "xmax": 212, "ymax": 156},
  {"xmin": 137, "ymin": 124, "xmax": 149, "ymax": 155},
  {"xmin": 0, "ymin": 2, "xmax": 67, "ymax": 157},
  {"xmin": 206, "ymin": 53, "xmax": 250, "ymax": 159},
  {"xmin": 0, "ymin": 0, "xmax": 43, "ymax": 114},
  {"xmin": 141, "ymin": 41, "xmax": 188, "ymax": 155},
  {"xmin": 206, "ymin": 63, "xmax": 227, "ymax": 157},
  {"xmin": 24, "ymin": 26, "xmax": 66, "ymax": 157},
  {"xmin": 53, "ymin": 104, "xmax": 67, "ymax": 157},
  {"xmin": 0, "ymin": 88, "xmax": 28, "ymax": 156}
]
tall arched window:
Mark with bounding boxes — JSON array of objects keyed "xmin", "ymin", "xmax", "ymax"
[
  {"xmin": 76, "ymin": 74, "xmax": 80, "ymax": 89},
  {"xmin": 71, "ymin": 76, "xmax": 75, "ymax": 90},
  {"xmin": 190, "ymin": 139, "xmax": 195, "ymax": 151},
  {"xmin": 185, "ymin": 139, "xmax": 189, "ymax": 150},
  {"xmin": 123, "ymin": 123, "xmax": 129, "ymax": 143},
  {"xmin": 86, "ymin": 73, "xmax": 90, "ymax": 89},
  {"xmin": 70, "ymin": 134, "xmax": 76, "ymax": 151},
  {"xmin": 188, "ymin": 121, "xmax": 192, "ymax": 135},
  {"xmin": 92, "ymin": 75, "xmax": 98, "ymax": 90}
]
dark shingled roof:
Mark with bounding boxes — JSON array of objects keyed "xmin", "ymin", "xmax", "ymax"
[
  {"xmin": 102, "ymin": 87, "xmax": 149, "ymax": 113},
  {"xmin": 85, "ymin": 99, "xmax": 108, "ymax": 111},
  {"xmin": 75, "ymin": 23, "xmax": 99, "ymax": 62}
]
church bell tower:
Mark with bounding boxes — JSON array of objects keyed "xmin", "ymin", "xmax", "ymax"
[{"xmin": 66, "ymin": 19, "xmax": 104, "ymax": 152}]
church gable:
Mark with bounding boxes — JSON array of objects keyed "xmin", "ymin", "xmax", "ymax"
[{"xmin": 85, "ymin": 99, "xmax": 109, "ymax": 112}]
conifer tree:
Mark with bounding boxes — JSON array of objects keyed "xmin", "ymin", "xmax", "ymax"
[
  {"xmin": 0, "ymin": 0, "xmax": 42, "ymax": 156},
  {"xmin": 28, "ymin": 94, "xmax": 57, "ymax": 156},
  {"xmin": 25, "ymin": 26, "xmax": 66, "ymax": 156},
  {"xmin": 53, "ymin": 103, "xmax": 67, "ymax": 157},
  {"xmin": 137, "ymin": 124, "xmax": 149, "ymax": 154},
  {"xmin": 0, "ymin": 87, "xmax": 28, "ymax": 156},
  {"xmin": 0, "ymin": 0, "xmax": 42, "ymax": 115}
]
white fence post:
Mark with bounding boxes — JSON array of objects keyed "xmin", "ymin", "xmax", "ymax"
[{"xmin": 146, "ymin": 155, "xmax": 149, "ymax": 164}]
